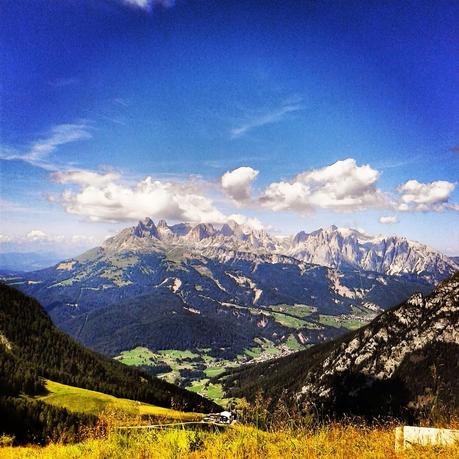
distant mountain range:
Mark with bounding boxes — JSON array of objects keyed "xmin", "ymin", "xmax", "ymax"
[
  {"xmin": 221, "ymin": 272, "xmax": 459, "ymax": 420},
  {"xmin": 104, "ymin": 218, "xmax": 458, "ymax": 284},
  {"xmin": 3, "ymin": 218, "xmax": 457, "ymax": 389}
]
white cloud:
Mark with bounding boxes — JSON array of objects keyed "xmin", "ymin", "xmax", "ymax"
[
  {"xmin": 71, "ymin": 235, "xmax": 97, "ymax": 244},
  {"xmin": 26, "ymin": 230, "xmax": 64, "ymax": 243},
  {"xmin": 231, "ymin": 99, "xmax": 302, "ymax": 138},
  {"xmin": 0, "ymin": 122, "xmax": 91, "ymax": 170},
  {"xmin": 0, "ymin": 234, "xmax": 12, "ymax": 243},
  {"xmin": 26, "ymin": 230, "xmax": 50, "ymax": 242},
  {"xmin": 379, "ymin": 215, "xmax": 399, "ymax": 224},
  {"xmin": 221, "ymin": 166, "xmax": 259, "ymax": 202},
  {"xmin": 397, "ymin": 179, "xmax": 458, "ymax": 212},
  {"xmin": 52, "ymin": 170, "xmax": 120, "ymax": 187},
  {"xmin": 121, "ymin": 0, "xmax": 175, "ymax": 10},
  {"xmin": 26, "ymin": 123, "xmax": 91, "ymax": 162},
  {"xmin": 54, "ymin": 172, "xmax": 228, "ymax": 224},
  {"xmin": 260, "ymin": 158, "xmax": 387, "ymax": 213},
  {"xmin": 228, "ymin": 214, "xmax": 264, "ymax": 230}
]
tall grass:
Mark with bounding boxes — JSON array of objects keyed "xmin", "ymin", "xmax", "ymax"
[{"xmin": 1, "ymin": 409, "xmax": 458, "ymax": 459}]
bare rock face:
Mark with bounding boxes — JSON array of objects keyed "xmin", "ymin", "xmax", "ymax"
[
  {"xmin": 220, "ymin": 273, "xmax": 458, "ymax": 419},
  {"xmin": 297, "ymin": 273, "xmax": 459, "ymax": 415},
  {"xmin": 288, "ymin": 226, "xmax": 458, "ymax": 284},
  {"xmin": 102, "ymin": 219, "xmax": 458, "ymax": 285}
]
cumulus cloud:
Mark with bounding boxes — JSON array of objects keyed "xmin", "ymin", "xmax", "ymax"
[
  {"xmin": 221, "ymin": 166, "xmax": 259, "ymax": 202},
  {"xmin": 260, "ymin": 158, "xmax": 388, "ymax": 213},
  {"xmin": 379, "ymin": 215, "xmax": 399, "ymax": 224},
  {"xmin": 26, "ymin": 230, "xmax": 50, "ymax": 242},
  {"xmin": 46, "ymin": 158, "xmax": 458, "ymax": 232},
  {"xmin": 52, "ymin": 170, "xmax": 120, "ymax": 187},
  {"xmin": 397, "ymin": 180, "xmax": 458, "ymax": 212},
  {"xmin": 228, "ymin": 214, "xmax": 264, "ymax": 230},
  {"xmin": 53, "ymin": 171, "xmax": 228, "ymax": 224},
  {"xmin": 26, "ymin": 230, "xmax": 64, "ymax": 243}
]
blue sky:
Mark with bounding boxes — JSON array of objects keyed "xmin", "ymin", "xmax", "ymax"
[{"xmin": 1, "ymin": 0, "xmax": 458, "ymax": 255}]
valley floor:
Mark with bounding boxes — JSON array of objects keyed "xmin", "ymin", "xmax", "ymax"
[{"xmin": 2, "ymin": 424, "xmax": 458, "ymax": 458}]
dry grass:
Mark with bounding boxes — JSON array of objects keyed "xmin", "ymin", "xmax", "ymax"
[{"xmin": 2, "ymin": 417, "xmax": 458, "ymax": 459}]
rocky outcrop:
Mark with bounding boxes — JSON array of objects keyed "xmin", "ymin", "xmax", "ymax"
[{"xmin": 297, "ymin": 273, "xmax": 459, "ymax": 414}]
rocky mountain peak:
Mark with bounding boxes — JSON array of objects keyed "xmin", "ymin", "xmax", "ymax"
[
  {"xmin": 157, "ymin": 219, "xmax": 169, "ymax": 229},
  {"xmin": 220, "ymin": 223, "xmax": 235, "ymax": 237},
  {"xmin": 293, "ymin": 231, "xmax": 308, "ymax": 245},
  {"xmin": 133, "ymin": 218, "xmax": 159, "ymax": 239},
  {"xmin": 287, "ymin": 225, "xmax": 458, "ymax": 282},
  {"xmin": 102, "ymin": 216, "xmax": 458, "ymax": 284},
  {"xmin": 169, "ymin": 223, "xmax": 192, "ymax": 236},
  {"xmin": 187, "ymin": 223, "xmax": 216, "ymax": 241}
]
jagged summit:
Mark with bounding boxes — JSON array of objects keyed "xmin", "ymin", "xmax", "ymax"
[
  {"xmin": 287, "ymin": 225, "xmax": 457, "ymax": 283},
  {"xmin": 14, "ymin": 218, "xmax": 454, "ymax": 384},
  {"xmin": 186, "ymin": 223, "xmax": 216, "ymax": 242},
  {"xmin": 133, "ymin": 217, "xmax": 159, "ymax": 238},
  {"xmin": 101, "ymin": 217, "xmax": 458, "ymax": 284},
  {"xmin": 157, "ymin": 219, "xmax": 168, "ymax": 229}
]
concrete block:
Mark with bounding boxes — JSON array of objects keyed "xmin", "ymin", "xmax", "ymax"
[{"xmin": 395, "ymin": 426, "xmax": 459, "ymax": 451}]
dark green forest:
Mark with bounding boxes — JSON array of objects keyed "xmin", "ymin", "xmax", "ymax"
[{"xmin": 0, "ymin": 283, "xmax": 219, "ymax": 444}]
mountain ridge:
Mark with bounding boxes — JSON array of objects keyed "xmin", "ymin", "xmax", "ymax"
[
  {"xmin": 220, "ymin": 272, "xmax": 459, "ymax": 419},
  {"xmin": 99, "ymin": 219, "xmax": 458, "ymax": 284},
  {"xmin": 0, "ymin": 282, "xmax": 218, "ymax": 412},
  {"xmin": 3, "ymin": 218, "xmax": 454, "ymax": 390}
]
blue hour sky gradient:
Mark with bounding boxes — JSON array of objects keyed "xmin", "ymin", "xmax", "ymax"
[{"xmin": 1, "ymin": 0, "xmax": 458, "ymax": 255}]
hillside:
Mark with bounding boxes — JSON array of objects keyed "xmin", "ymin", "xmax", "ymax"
[
  {"xmin": 2, "ymin": 219, "xmax": 441, "ymax": 390},
  {"xmin": 36, "ymin": 379, "xmax": 203, "ymax": 421},
  {"xmin": 0, "ymin": 283, "xmax": 219, "ymax": 443},
  {"xmin": 221, "ymin": 273, "xmax": 459, "ymax": 420}
]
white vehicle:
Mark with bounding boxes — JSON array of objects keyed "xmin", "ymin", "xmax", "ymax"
[
  {"xmin": 203, "ymin": 411, "xmax": 236, "ymax": 425},
  {"xmin": 218, "ymin": 411, "xmax": 235, "ymax": 424}
]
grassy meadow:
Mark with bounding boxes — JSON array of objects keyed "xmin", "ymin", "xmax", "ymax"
[
  {"xmin": 33, "ymin": 380, "xmax": 203, "ymax": 422},
  {"xmin": 2, "ymin": 421, "xmax": 458, "ymax": 458}
]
